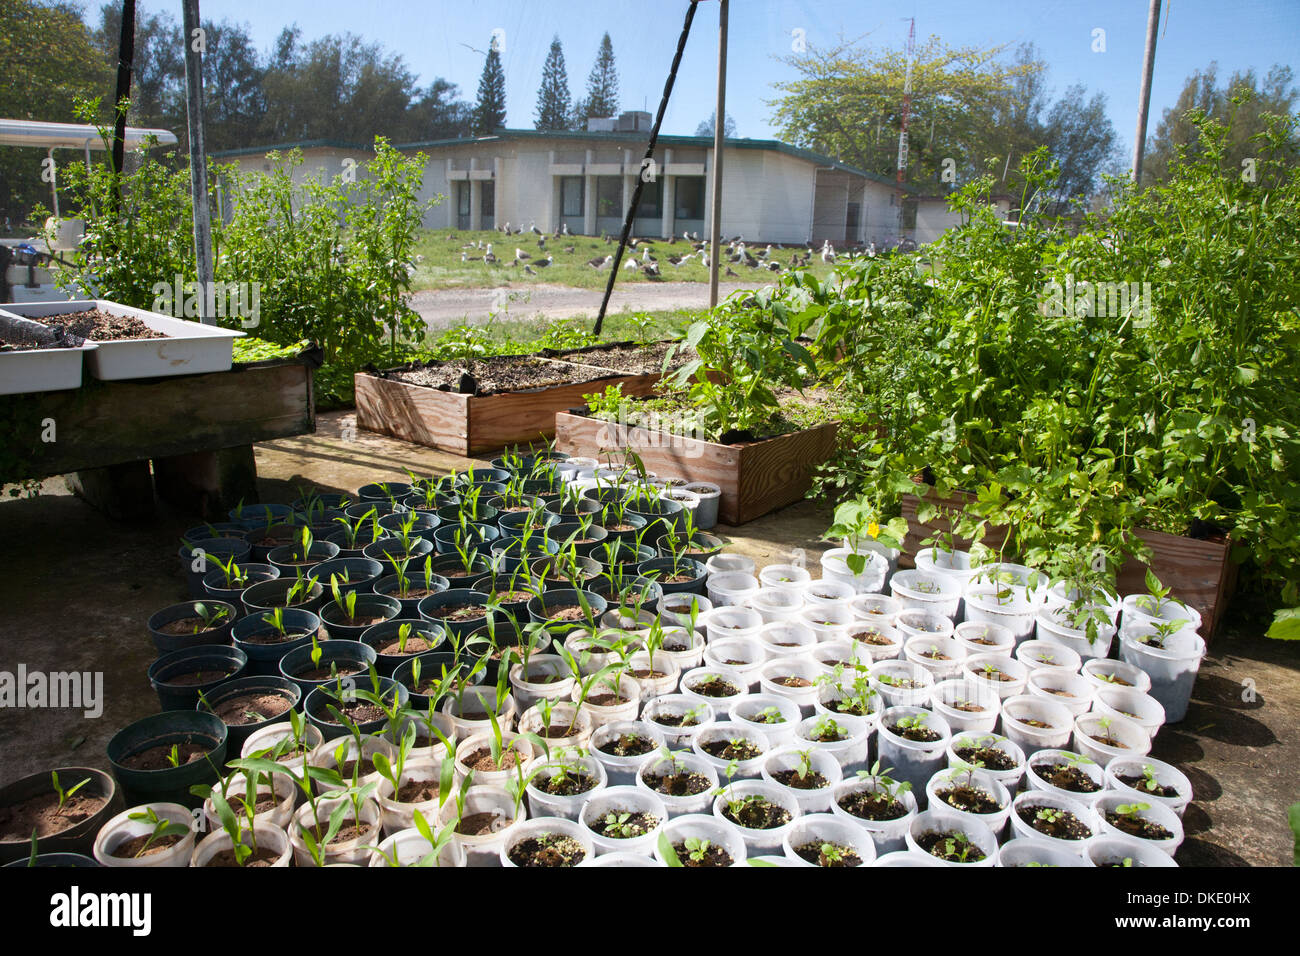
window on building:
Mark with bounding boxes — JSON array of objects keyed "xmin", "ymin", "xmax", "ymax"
[
  {"xmin": 457, "ymin": 183, "xmax": 471, "ymax": 216},
  {"xmin": 674, "ymin": 176, "xmax": 706, "ymax": 219},
  {"xmin": 481, "ymin": 182, "xmax": 495, "ymax": 218},
  {"xmin": 561, "ymin": 176, "xmax": 583, "ymax": 216},
  {"xmin": 635, "ymin": 177, "xmax": 663, "ymax": 218},
  {"xmin": 596, "ymin": 176, "xmax": 622, "ymax": 217}
]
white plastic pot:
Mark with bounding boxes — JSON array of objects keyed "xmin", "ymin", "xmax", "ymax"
[
  {"xmin": 508, "ymin": 654, "xmax": 576, "ymax": 713},
  {"xmin": 1072, "ymin": 713, "xmax": 1151, "ymax": 765},
  {"xmin": 641, "ymin": 694, "xmax": 716, "ymax": 749},
  {"xmin": 94, "ymin": 803, "xmax": 197, "ymax": 868},
  {"xmin": 1120, "ymin": 594, "xmax": 1202, "ymax": 638},
  {"xmin": 307, "ymin": 735, "xmax": 396, "ymax": 796},
  {"xmin": 711, "ymin": 779, "xmax": 801, "ymax": 854},
  {"xmin": 524, "ymin": 751, "xmax": 608, "ymax": 821},
  {"xmin": 758, "ymin": 563, "xmax": 812, "ymax": 592},
  {"xmin": 1104, "ymin": 755, "xmax": 1192, "ymax": 818},
  {"xmin": 706, "ymin": 570, "xmax": 759, "ymax": 607},
  {"xmin": 756, "ymin": 620, "xmax": 818, "ymax": 659},
  {"xmin": 914, "ymin": 547, "xmax": 985, "ymax": 590},
  {"xmin": 657, "ymin": 626, "xmax": 706, "ymax": 672},
  {"xmin": 728, "ymin": 694, "xmax": 801, "ymax": 748},
  {"xmin": 876, "ymin": 705, "xmax": 952, "ymax": 795},
  {"xmin": 830, "ymin": 775, "xmax": 918, "ymax": 854},
  {"xmin": 1093, "ymin": 791, "xmax": 1184, "ymax": 856},
  {"xmin": 798, "ymin": 604, "xmax": 855, "ymax": 643},
  {"xmin": 868, "ymin": 659, "xmax": 935, "ymax": 709},
  {"xmin": 636, "ymin": 751, "xmax": 720, "ymax": 817},
  {"xmin": 996, "ymin": 836, "xmax": 1089, "ymax": 867},
  {"xmin": 895, "ymin": 607, "xmax": 956, "ymax": 641},
  {"xmin": 692, "ymin": 721, "xmax": 771, "ymax": 780},
  {"xmin": 871, "ymin": 849, "xmax": 947, "ymax": 866},
  {"xmin": 589, "ymin": 719, "xmax": 665, "ymax": 786},
  {"xmin": 240, "ymin": 721, "xmax": 325, "ymax": 772},
  {"xmin": 500, "ymin": 817, "xmax": 594, "ymax": 867},
  {"xmin": 658, "ymin": 592, "xmax": 712, "ymax": 630},
  {"xmin": 782, "ymin": 812, "xmax": 877, "ymax": 866},
  {"xmin": 929, "ymin": 678, "xmax": 1001, "ymax": 734},
  {"xmin": 680, "ymin": 664, "xmax": 750, "ymax": 709},
  {"xmin": 813, "ymin": 679, "xmax": 882, "ymax": 729},
  {"xmin": 1084, "ymin": 835, "xmax": 1178, "ymax": 868},
  {"xmin": 961, "ymin": 651, "xmax": 1029, "ymax": 700},
  {"xmin": 581, "ymin": 850, "xmax": 665, "ymax": 866},
  {"xmin": 377, "ymin": 760, "xmax": 447, "ymax": 835},
  {"xmin": 704, "ymin": 605, "xmax": 763, "ymax": 643},
  {"xmin": 191, "ymin": 822, "xmax": 293, "ymax": 868},
  {"xmin": 1026, "ymin": 668, "xmax": 1097, "ymax": 717},
  {"xmin": 1008, "ymin": 790, "xmax": 1098, "ymax": 854},
  {"xmin": 438, "ymin": 785, "xmax": 523, "ymax": 867},
  {"xmin": 794, "ymin": 712, "xmax": 871, "ymax": 773},
  {"xmin": 924, "ymin": 766, "xmax": 1012, "ymax": 837},
  {"xmin": 440, "ymin": 687, "xmax": 517, "ymax": 739},
  {"xmin": 750, "ymin": 587, "xmax": 806, "ymax": 624},
  {"xmin": 454, "ymin": 731, "xmax": 536, "ymax": 788},
  {"xmin": 902, "ymin": 634, "xmax": 966, "ymax": 681},
  {"xmin": 203, "ymin": 771, "xmax": 296, "ymax": 833},
  {"xmin": 889, "ymin": 570, "xmax": 961, "ymax": 620},
  {"xmin": 808, "ymin": 640, "xmax": 866, "ymax": 679},
  {"xmin": 699, "ymin": 639, "xmax": 765, "ymax": 690},
  {"xmin": 963, "ymin": 580, "xmax": 1038, "ymax": 644},
  {"xmin": 1081, "ymin": 658, "xmax": 1152, "ymax": 695},
  {"xmin": 849, "ymin": 592, "xmax": 903, "ymax": 625},
  {"xmin": 1091, "ymin": 685, "xmax": 1166, "ymax": 739},
  {"xmin": 579, "ymin": 785, "xmax": 667, "ymax": 856},
  {"xmin": 628, "ymin": 650, "xmax": 681, "ymax": 700},
  {"xmin": 1035, "ymin": 603, "xmax": 1116, "ymax": 661},
  {"xmin": 945, "ymin": 731, "xmax": 1026, "ymax": 794},
  {"xmin": 802, "ymin": 579, "xmax": 855, "ymax": 609},
  {"xmin": 904, "ymin": 808, "xmax": 997, "ymax": 866},
  {"xmin": 954, "ymin": 621, "xmax": 1016, "ymax": 658},
  {"xmin": 517, "ymin": 701, "xmax": 594, "ymax": 752},
  {"xmin": 1118, "ymin": 628, "xmax": 1206, "ymax": 724},
  {"xmin": 844, "ymin": 621, "xmax": 904, "ymax": 662},
  {"xmin": 573, "ymin": 672, "xmax": 641, "ymax": 730},
  {"xmin": 1025, "ymin": 748, "xmax": 1107, "ymax": 806},
  {"xmin": 999, "ymin": 695, "xmax": 1073, "ymax": 755},
  {"xmin": 757, "ymin": 658, "xmax": 823, "ymax": 717},
  {"xmin": 760, "ymin": 747, "xmax": 843, "ymax": 813},
  {"xmin": 1015, "ymin": 639, "xmax": 1082, "ymax": 676},
  {"xmin": 289, "ymin": 795, "xmax": 383, "ymax": 867},
  {"xmin": 820, "ymin": 547, "xmax": 888, "ymax": 595},
  {"xmin": 705, "ymin": 553, "xmax": 756, "ymax": 577},
  {"xmin": 655, "ymin": 812, "xmax": 747, "ymax": 865}
]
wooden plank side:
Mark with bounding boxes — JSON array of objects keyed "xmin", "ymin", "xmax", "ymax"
[
  {"xmin": 899, "ymin": 489, "xmax": 1234, "ymax": 638},
  {"xmin": 354, "ymin": 373, "xmax": 470, "ymax": 455},
  {"xmin": 733, "ymin": 421, "xmax": 839, "ymax": 525},
  {"xmin": 466, "ymin": 375, "xmax": 652, "ymax": 454},
  {"xmin": 13, "ymin": 363, "xmax": 313, "ymax": 478}
]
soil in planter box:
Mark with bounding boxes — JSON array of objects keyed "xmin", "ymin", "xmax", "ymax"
[
  {"xmin": 936, "ymin": 785, "xmax": 1001, "ymax": 814},
  {"xmin": 38, "ymin": 309, "xmax": 167, "ymax": 341},
  {"xmin": 772, "ymin": 769, "xmax": 829, "ymax": 790},
  {"xmin": 536, "ymin": 772, "xmax": 597, "ymax": 797},
  {"xmin": 670, "ymin": 840, "xmax": 733, "ymax": 867},
  {"xmin": 164, "ymin": 669, "xmax": 234, "ymax": 686},
  {"xmin": 915, "ymin": 830, "xmax": 986, "ymax": 863},
  {"xmin": 597, "ymin": 734, "xmax": 655, "ymax": 758},
  {"xmin": 457, "ymin": 810, "xmax": 510, "ymax": 836},
  {"xmin": 507, "ymin": 834, "xmax": 587, "ymax": 867},
  {"xmin": 205, "ymin": 845, "xmax": 283, "ymax": 867},
  {"xmin": 213, "ymin": 693, "xmax": 292, "ymax": 726},
  {"xmin": 461, "ymin": 747, "xmax": 520, "ymax": 772},
  {"xmin": 560, "ymin": 342, "xmax": 695, "ymax": 377},
  {"xmin": 389, "ymin": 356, "xmax": 587, "ymax": 396},
  {"xmin": 120, "ymin": 741, "xmax": 209, "ymax": 770},
  {"xmin": 837, "ymin": 790, "xmax": 907, "ymax": 822},
  {"xmin": 1038, "ymin": 763, "xmax": 1101, "ymax": 794},
  {"xmin": 794, "ymin": 841, "xmax": 862, "ymax": 867},
  {"xmin": 421, "ymin": 603, "xmax": 487, "ymax": 622},
  {"xmin": 701, "ymin": 738, "xmax": 762, "ymax": 762},
  {"xmin": 588, "ymin": 810, "xmax": 658, "ymax": 838},
  {"xmin": 1017, "ymin": 806, "xmax": 1092, "ymax": 841},
  {"xmin": 645, "ymin": 771, "xmax": 711, "ymax": 797},
  {"xmin": 0, "ymin": 790, "xmax": 108, "ymax": 840},
  {"xmin": 375, "ymin": 635, "xmax": 436, "ymax": 656},
  {"xmin": 1104, "ymin": 811, "xmax": 1173, "ymax": 841},
  {"xmin": 156, "ymin": 617, "xmax": 225, "ymax": 636},
  {"xmin": 112, "ymin": 832, "xmax": 183, "ymax": 859},
  {"xmin": 396, "ymin": 779, "xmax": 441, "ymax": 803},
  {"xmin": 1115, "ymin": 773, "xmax": 1179, "ymax": 798},
  {"xmin": 722, "ymin": 797, "xmax": 791, "ymax": 831},
  {"xmin": 954, "ymin": 746, "xmax": 1016, "ymax": 771}
]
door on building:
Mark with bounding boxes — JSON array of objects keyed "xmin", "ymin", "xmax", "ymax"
[
  {"xmin": 480, "ymin": 181, "xmax": 495, "ymax": 229},
  {"xmin": 457, "ymin": 182, "xmax": 472, "ymax": 230},
  {"xmin": 845, "ymin": 202, "xmax": 861, "ymax": 244}
]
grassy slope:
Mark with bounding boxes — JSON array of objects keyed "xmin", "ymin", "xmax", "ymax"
[{"xmin": 409, "ymin": 228, "xmax": 838, "ymax": 291}]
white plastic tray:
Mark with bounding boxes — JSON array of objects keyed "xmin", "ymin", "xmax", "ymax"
[
  {"xmin": 0, "ymin": 318, "xmax": 97, "ymax": 395},
  {"xmin": 0, "ymin": 299, "xmax": 244, "ymax": 380}
]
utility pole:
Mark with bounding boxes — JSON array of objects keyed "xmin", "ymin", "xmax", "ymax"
[
  {"xmin": 182, "ymin": 0, "xmax": 215, "ymax": 324},
  {"xmin": 708, "ymin": 0, "xmax": 728, "ymax": 310},
  {"xmin": 1132, "ymin": 0, "xmax": 1162, "ymax": 184}
]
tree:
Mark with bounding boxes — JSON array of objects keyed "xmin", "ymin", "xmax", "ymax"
[
  {"xmin": 534, "ymin": 35, "xmax": 571, "ymax": 131},
  {"xmin": 409, "ymin": 78, "xmax": 472, "ymax": 140},
  {"xmin": 695, "ymin": 111, "xmax": 737, "ymax": 138},
  {"xmin": 573, "ymin": 32, "xmax": 618, "ymax": 128},
  {"xmin": 1143, "ymin": 63, "xmax": 1299, "ymax": 184},
  {"xmin": 472, "ymin": 38, "xmax": 507, "ymax": 135},
  {"xmin": 1, "ymin": 0, "xmax": 113, "ymax": 229}
]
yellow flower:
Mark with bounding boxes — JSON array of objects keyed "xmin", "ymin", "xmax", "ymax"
[{"xmin": 867, "ymin": 521, "xmax": 880, "ymax": 539}]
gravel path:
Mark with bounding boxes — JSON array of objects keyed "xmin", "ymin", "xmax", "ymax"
[{"xmin": 407, "ymin": 280, "xmax": 770, "ymax": 329}]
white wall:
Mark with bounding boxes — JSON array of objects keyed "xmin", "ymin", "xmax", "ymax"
[{"xmin": 759, "ymin": 151, "xmax": 815, "ymax": 244}]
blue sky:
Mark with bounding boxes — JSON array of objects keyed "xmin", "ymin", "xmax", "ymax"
[{"xmin": 127, "ymin": 0, "xmax": 1298, "ymax": 155}]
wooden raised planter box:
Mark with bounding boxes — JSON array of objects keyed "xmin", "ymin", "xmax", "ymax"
[
  {"xmin": 899, "ymin": 487, "xmax": 1238, "ymax": 640},
  {"xmin": 355, "ymin": 358, "xmax": 662, "ymax": 457},
  {"xmin": 555, "ymin": 408, "xmax": 839, "ymax": 526}
]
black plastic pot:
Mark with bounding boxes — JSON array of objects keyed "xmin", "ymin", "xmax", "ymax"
[
  {"xmin": 544, "ymin": 496, "xmax": 602, "ymax": 518},
  {"xmin": 488, "ymin": 535, "xmax": 559, "ymax": 574},
  {"xmin": 318, "ymin": 593, "xmax": 402, "ymax": 641},
  {"xmin": 392, "ymin": 650, "xmax": 484, "ymax": 712},
  {"xmin": 597, "ymin": 512, "xmax": 652, "ymax": 547},
  {"xmin": 242, "ymin": 521, "xmax": 312, "ymax": 562},
  {"xmin": 106, "ymin": 710, "xmax": 228, "ymax": 808},
  {"xmin": 636, "ymin": 556, "xmax": 709, "ymax": 596},
  {"xmin": 291, "ymin": 492, "xmax": 355, "ymax": 519},
  {"xmin": 279, "ymin": 639, "xmax": 378, "ymax": 700},
  {"xmin": 200, "ymin": 564, "xmax": 280, "ymax": 620},
  {"xmin": 267, "ymin": 540, "xmax": 340, "ymax": 576},
  {"xmin": 0, "ymin": 768, "xmax": 123, "ymax": 864},
  {"xmin": 196, "ymin": 675, "xmax": 302, "ymax": 756},
  {"xmin": 357, "ymin": 480, "xmax": 414, "ymax": 503},
  {"xmin": 183, "ymin": 522, "xmax": 251, "ymax": 542},
  {"xmin": 531, "ymin": 554, "xmax": 603, "ymax": 590},
  {"xmin": 462, "ymin": 618, "xmax": 537, "ymax": 687},
  {"xmin": 595, "ymin": 541, "xmax": 658, "ymax": 568},
  {"xmin": 147, "ymin": 600, "xmax": 239, "ymax": 655},
  {"xmin": 496, "ymin": 508, "xmax": 560, "ymax": 540},
  {"xmin": 231, "ymin": 608, "xmax": 322, "ymax": 676},
  {"xmin": 227, "ymin": 502, "xmax": 294, "ymax": 525},
  {"xmin": 526, "ymin": 588, "xmax": 607, "ymax": 633},
  {"xmin": 4, "ymin": 853, "xmax": 101, "ymax": 867},
  {"xmin": 456, "ymin": 467, "xmax": 512, "ymax": 486},
  {"xmin": 552, "ymin": 523, "xmax": 610, "ymax": 557},
  {"xmin": 179, "ymin": 538, "xmax": 253, "ymax": 599},
  {"xmin": 372, "ymin": 571, "xmax": 450, "ymax": 617},
  {"xmin": 377, "ymin": 509, "xmax": 441, "ymax": 542},
  {"xmin": 148, "ymin": 644, "xmax": 248, "ymax": 711},
  {"xmin": 343, "ymin": 500, "xmax": 406, "ymax": 521},
  {"xmin": 400, "ymin": 489, "xmax": 459, "ymax": 512},
  {"xmin": 363, "ymin": 535, "xmax": 435, "ymax": 575},
  {"xmin": 307, "ymin": 557, "xmax": 385, "ymax": 595},
  {"xmin": 622, "ymin": 493, "xmax": 686, "ymax": 538},
  {"xmin": 241, "ymin": 577, "xmax": 326, "ymax": 616},
  {"xmin": 468, "ymin": 573, "xmax": 537, "ymax": 621},
  {"xmin": 417, "ymin": 588, "xmax": 491, "ymax": 641},
  {"xmin": 597, "ymin": 575, "xmax": 665, "ymax": 614},
  {"xmin": 303, "ymin": 676, "xmax": 407, "ymax": 740},
  {"xmin": 324, "ymin": 527, "xmax": 395, "ymax": 560},
  {"xmin": 423, "ymin": 552, "xmax": 496, "ymax": 587},
  {"xmin": 432, "ymin": 521, "xmax": 501, "ymax": 555},
  {"xmin": 360, "ymin": 619, "xmax": 447, "ymax": 676},
  {"xmin": 657, "ymin": 530, "xmax": 727, "ymax": 561}
]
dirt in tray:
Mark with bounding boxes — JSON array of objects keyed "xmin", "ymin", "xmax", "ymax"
[
  {"xmin": 120, "ymin": 741, "xmax": 210, "ymax": 770},
  {"xmin": 0, "ymin": 790, "xmax": 107, "ymax": 841},
  {"xmin": 212, "ymin": 693, "xmax": 292, "ymax": 726},
  {"xmin": 204, "ymin": 845, "xmax": 283, "ymax": 867},
  {"xmin": 507, "ymin": 834, "xmax": 588, "ymax": 867},
  {"xmin": 388, "ymin": 355, "xmax": 596, "ymax": 396},
  {"xmin": 37, "ymin": 309, "xmax": 168, "ymax": 341}
]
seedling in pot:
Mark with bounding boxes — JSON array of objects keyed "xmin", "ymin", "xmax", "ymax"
[
  {"xmin": 50, "ymin": 770, "xmax": 92, "ymax": 811},
  {"xmin": 713, "ymin": 760, "xmax": 791, "ymax": 831},
  {"xmin": 333, "ymin": 507, "xmax": 381, "ymax": 550},
  {"xmin": 1105, "ymin": 801, "xmax": 1173, "ymax": 841},
  {"xmin": 121, "ymin": 806, "xmax": 191, "ymax": 859},
  {"xmin": 837, "ymin": 761, "xmax": 912, "ymax": 822}
]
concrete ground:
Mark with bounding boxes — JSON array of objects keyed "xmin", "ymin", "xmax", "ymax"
[{"xmin": 0, "ymin": 409, "xmax": 1295, "ymax": 865}]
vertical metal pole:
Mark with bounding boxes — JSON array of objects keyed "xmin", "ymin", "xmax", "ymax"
[
  {"xmin": 708, "ymin": 0, "xmax": 728, "ymax": 310},
  {"xmin": 110, "ymin": 0, "xmax": 135, "ymax": 192},
  {"xmin": 48, "ymin": 148, "xmax": 59, "ymax": 219},
  {"xmin": 182, "ymin": 0, "xmax": 215, "ymax": 323},
  {"xmin": 1132, "ymin": 0, "xmax": 1162, "ymax": 184}
]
